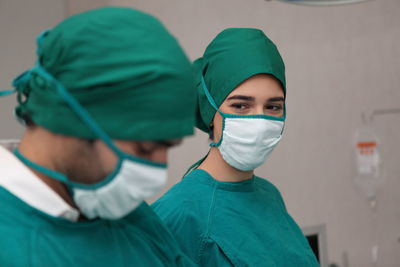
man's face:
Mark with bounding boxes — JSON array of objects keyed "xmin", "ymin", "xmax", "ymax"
[{"xmin": 64, "ymin": 138, "xmax": 182, "ymax": 185}]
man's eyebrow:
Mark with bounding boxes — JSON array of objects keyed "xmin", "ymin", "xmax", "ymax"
[
  {"xmin": 226, "ymin": 95, "xmax": 255, "ymax": 101},
  {"xmin": 155, "ymin": 140, "xmax": 182, "ymax": 147}
]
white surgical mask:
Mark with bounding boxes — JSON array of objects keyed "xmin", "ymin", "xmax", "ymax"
[
  {"xmin": 216, "ymin": 117, "xmax": 284, "ymax": 171},
  {"xmin": 201, "ymin": 76, "xmax": 285, "ymax": 171},
  {"xmin": 73, "ymin": 156, "xmax": 167, "ymax": 220},
  {"xmin": 15, "ymin": 149, "xmax": 167, "ymax": 220},
  {"xmin": 13, "ymin": 62, "xmax": 168, "ymax": 220}
]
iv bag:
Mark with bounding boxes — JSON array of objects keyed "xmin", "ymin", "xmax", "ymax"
[{"xmin": 354, "ymin": 126, "xmax": 382, "ymax": 200}]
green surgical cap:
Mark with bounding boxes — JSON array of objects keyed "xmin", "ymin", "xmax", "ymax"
[
  {"xmin": 194, "ymin": 28, "xmax": 286, "ymax": 133},
  {"xmin": 14, "ymin": 7, "xmax": 195, "ymax": 140}
]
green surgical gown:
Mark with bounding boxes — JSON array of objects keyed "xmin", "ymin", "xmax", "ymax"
[
  {"xmin": 0, "ymin": 186, "xmax": 196, "ymax": 267},
  {"xmin": 152, "ymin": 169, "xmax": 319, "ymax": 267}
]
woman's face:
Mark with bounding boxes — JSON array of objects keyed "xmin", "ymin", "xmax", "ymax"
[{"xmin": 212, "ymin": 74, "xmax": 285, "ymax": 142}]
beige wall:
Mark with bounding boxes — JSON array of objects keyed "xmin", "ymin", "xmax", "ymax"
[
  {"xmin": 65, "ymin": 0, "xmax": 109, "ymax": 15},
  {"xmin": 110, "ymin": 1, "xmax": 400, "ymax": 267},
  {"xmin": 1, "ymin": 0, "xmax": 399, "ymax": 266},
  {"xmin": 0, "ymin": 0, "xmax": 108, "ymax": 136},
  {"xmin": 0, "ymin": 0, "xmax": 65, "ymax": 138}
]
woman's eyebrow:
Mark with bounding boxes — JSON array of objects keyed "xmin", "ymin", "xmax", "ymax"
[
  {"xmin": 226, "ymin": 95, "xmax": 255, "ymax": 101},
  {"xmin": 267, "ymin": 97, "xmax": 285, "ymax": 102}
]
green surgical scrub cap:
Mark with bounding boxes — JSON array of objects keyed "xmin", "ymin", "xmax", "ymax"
[
  {"xmin": 194, "ymin": 28, "xmax": 286, "ymax": 133},
  {"xmin": 13, "ymin": 7, "xmax": 195, "ymax": 140}
]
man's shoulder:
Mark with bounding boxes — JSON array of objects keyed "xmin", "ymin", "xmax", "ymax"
[
  {"xmin": 0, "ymin": 186, "xmax": 41, "ymax": 232},
  {"xmin": 0, "ymin": 186, "xmax": 32, "ymax": 218},
  {"xmin": 0, "ymin": 187, "xmax": 34, "ymax": 265}
]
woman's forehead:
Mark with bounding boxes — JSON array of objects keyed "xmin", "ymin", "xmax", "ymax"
[{"xmin": 226, "ymin": 74, "xmax": 284, "ymax": 99}]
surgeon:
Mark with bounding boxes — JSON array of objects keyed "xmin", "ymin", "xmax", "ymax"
[
  {"xmin": 0, "ymin": 7, "xmax": 197, "ymax": 266},
  {"xmin": 152, "ymin": 28, "xmax": 319, "ymax": 266}
]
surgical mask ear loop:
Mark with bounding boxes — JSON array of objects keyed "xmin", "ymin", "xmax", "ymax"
[
  {"xmin": 182, "ymin": 151, "xmax": 209, "ymax": 178},
  {"xmin": 181, "ymin": 76, "xmax": 223, "ymax": 179},
  {"xmin": 0, "ymin": 89, "xmax": 16, "ymax": 97},
  {"xmin": 200, "ymin": 76, "xmax": 225, "ymax": 147},
  {"xmin": 13, "ymin": 148, "xmax": 73, "ymax": 191}
]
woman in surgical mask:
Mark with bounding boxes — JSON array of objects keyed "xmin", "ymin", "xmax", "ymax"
[{"xmin": 152, "ymin": 28, "xmax": 319, "ymax": 266}]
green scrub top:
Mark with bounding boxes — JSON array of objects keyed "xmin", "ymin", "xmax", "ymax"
[
  {"xmin": 0, "ymin": 187, "xmax": 196, "ymax": 267},
  {"xmin": 152, "ymin": 169, "xmax": 319, "ymax": 267}
]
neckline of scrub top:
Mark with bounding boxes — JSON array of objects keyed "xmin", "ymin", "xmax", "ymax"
[
  {"xmin": 0, "ymin": 185, "xmax": 153, "ymax": 228},
  {"xmin": 191, "ymin": 169, "xmax": 256, "ymax": 192},
  {"xmin": 0, "ymin": 146, "xmax": 80, "ymax": 222}
]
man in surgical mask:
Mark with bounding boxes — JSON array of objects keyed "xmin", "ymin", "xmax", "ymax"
[{"xmin": 0, "ymin": 7, "xmax": 196, "ymax": 266}]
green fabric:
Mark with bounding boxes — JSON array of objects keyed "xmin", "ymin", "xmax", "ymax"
[
  {"xmin": 14, "ymin": 7, "xmax": 195, "ymax": 140},
  {"xmin": 152, "ymin": 169, "xmax": 319, "ymax": 267},
  {"xmin": 0, "ymin": 187, "xmax": 196, "ymax": 267},
  {"xmin": 193, "ymin": 28, "xmax": 286, "ymax": 133}
]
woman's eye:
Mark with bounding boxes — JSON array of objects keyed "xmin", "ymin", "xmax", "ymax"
[
  {"xmin": 265, "ymin": 105, "xmax": 283, "ymax": 111},
  {"xmin": 230, "ymin": 103, "xmax": 249, "ymax": 110}
]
